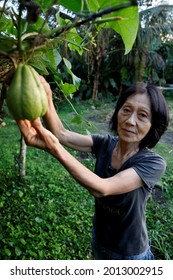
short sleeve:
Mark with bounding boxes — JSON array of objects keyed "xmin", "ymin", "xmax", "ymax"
[
  {"xmin": 91, "ymin": 134, "xmax": 105, "ymax": 156},
  {"xmin": 91, "ymin": 134, "xmax": 117, "ymax": 156},
  {"xmin": 132, "ymin": 151, "xmax": 166, "ymax": 192}
]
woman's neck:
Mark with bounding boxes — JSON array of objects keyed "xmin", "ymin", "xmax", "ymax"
[
  {"xmin": 111, "ymin": 140, "xmax": 139, "ymax": 170},
  {"xmin": 115, "ymin": 140, "xmax": 139, "ymax": 158}
]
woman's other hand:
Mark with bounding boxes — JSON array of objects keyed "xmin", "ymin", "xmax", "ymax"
[{"xmin": 16, "ymin": 119, "xmax": 59, "ymax": 151}]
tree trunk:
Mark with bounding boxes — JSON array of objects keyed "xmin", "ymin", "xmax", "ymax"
[
  {"xmin": 92, "ymin": 72, "xmax": 99, "ymax": 101},
  {"xmin": 18, "ymin": 135, "xmax": 27, "ymax": 179},
  {"xmin": 134, "ymin": 49, "xmax": 147, "ymax": 82},
  {"xmin": 92, "ymin": 46, "xmax": 104, "ymax": 101},
  {"xmin": 0, "ymin": 83, "xmax": 6, "ymax": 114}
]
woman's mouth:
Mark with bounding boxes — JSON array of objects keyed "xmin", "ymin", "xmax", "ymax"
[{"xmin": 122, "ymin": 128, "xmax": 136, "ymax": 134}]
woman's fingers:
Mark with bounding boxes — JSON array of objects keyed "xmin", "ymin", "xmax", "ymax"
[
  {"xmin": 30, "ymin": 119, "xmax": 47, "ymax": 136},
  {"xmin": 16, "ymin": 118, "xmax": 58, "ymax": 150},
  {"xmin": 16, "ymin": 119, "xmax": 38, "ymax": 144},
  {"xmin": 16, "ymin": 119, "xmax": 31, "ymax": 132},
  {"xmin": 39, "ymin": 75, "xmax": 52, "ymax": 96}
]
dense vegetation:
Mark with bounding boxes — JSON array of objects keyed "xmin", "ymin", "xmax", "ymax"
[{"xmin": 0, "ymin": 98, "xmax": 173, "ymax": 260}]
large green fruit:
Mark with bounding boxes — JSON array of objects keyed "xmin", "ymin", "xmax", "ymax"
[{"xmin": 6, "ymin": 63, "xmax": 48, "ymax": 120}]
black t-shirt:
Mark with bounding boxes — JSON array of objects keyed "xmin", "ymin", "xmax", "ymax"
[{"xmin": 91, "ymin": 134, "xmax": 166, "ymax": 255}]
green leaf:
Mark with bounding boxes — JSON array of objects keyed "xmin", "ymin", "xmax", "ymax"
[
  {"xmin": 44, "ymin": 48, "xmax": 62, "ymax": 72},
  {"xmin": 20, "ymin": 238, "xmax": 26, "ymax": 245},
  {"xmin": 28, "ymin": 54, "xmax": 49, "ymax": 75},
  {"xmin": 107, "ymin": 6, "xmax": 139, "ymax": 54},
  {"xmin": 18, "ymin": 191, "xmax": 23, "ymax": 198},
  {"xmin": 92, "ymin": 0, "xmax": 131, "ymax": 10},
  {"xmin": 68, "ymin": 43, "xmax": 83, "ymax": 56},
  {"xmin": 28, "ymin": 250, "xmax": 38, "ymax": 258},
  {"xmin": 63, "ymin": 57, "xmax": 72, "ymax": 70},
  {"xmin": 35, "ymin": 217, "xmax": 43, "ymax": 223},
  {"xmin": 49, "ymin": 49, "xmax": 62, "ymax": 69},
  {"xmin": 38, "ymin": 250, "xmax": 44, "ymax": 258},
  {"xmin": 59, "ymin": 0, "xmax": 135, "ymax": 13},
  {"xmin": 71, "ymin": 73, "xmax": 81, "ymax": 89},
  {"xmin": 0, "ymin": 36, "xmax": 17, "ymax": 52},
  {"xmin": 71, "ymin": 115, "xmax": 83, "ymax": 124},
  {"xmin": 4, "ymin": 248, "xmax": 11, "ymax": 256},
  {"xmin": 63, "ymin": 58, "xmax": 81, "ymax": 88},
  {"xmin": 59, "ymin": 0, "xmax": 88, "ymax": 12},
  {"xmin": 15, "ymin": 247, "xmax": 22, "ymax": 256},
  {"xmin": 0, "ymin": 201, "xmax": 4, "ymax": 207},
  {"xmin": 65, "ymin": 28, "xmax": 84, "ymax": 55},
  {"xmin": 25, "ymin": 17, "xmax": 51, "ymax": 34},
  {"xmin": 0, "ymin": 14, "xmax": 17, "ymax": 37},
  {"xmin": 53, "ymin": 49, "xmax": 62, "ymax": 67},
  {"xmin": 60, "ymin": 81, "xmax": 77, "ymax": 96}
]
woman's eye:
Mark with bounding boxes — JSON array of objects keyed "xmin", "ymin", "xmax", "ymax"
[
  {"xmin": 123, "ymin": 108, "xmax": 130, "ymax": 113},
  {"xmin": 139, "ymin": 113, "xmax": 147, "ymax": 118}
]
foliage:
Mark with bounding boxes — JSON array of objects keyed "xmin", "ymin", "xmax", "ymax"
[
  {"xmin": 67, "ymin": 2, "xmax": 173, "ymax": 98},
  {"xmin": 120, "ymin": 3, "xmax": 173, "ymax": 85},
  {"xmin": 0, "ymin": 0, "xmax": 139, "ymax": 111},
  {"xmin": 0, "ymin": 0, "xmax": 139, "ymax": 74}
]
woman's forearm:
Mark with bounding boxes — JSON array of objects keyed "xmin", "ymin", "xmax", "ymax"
[
  {"xmin": 46, "ymin": 139, "xmax": 142, "ymax": 197},
  {"xmin": 47, "ymin": 142, "xmax": 106, "ymax": 198},
  {"xmin": 43, "ymin": 100, "xmax": 65, "ymax": 139}
]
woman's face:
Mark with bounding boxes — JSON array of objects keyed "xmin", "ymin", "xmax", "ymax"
[{"xmin": 117, "ymin": 93, "xmax": 152, "ymax": 145}]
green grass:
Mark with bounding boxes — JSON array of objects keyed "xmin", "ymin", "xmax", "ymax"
[
  {"xmin": 0, "ymin": 114, "xmax": 94, "ymax": 260},
  {"xmin": 147, "ymin": 143, "xmax": 173, "ymax": 259},
  {"xmin": 0, "ymin": 100, "xmax": 173, "ymax": 260}
]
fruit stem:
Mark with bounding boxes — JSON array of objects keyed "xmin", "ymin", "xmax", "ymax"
[{"xmin": 17, "ymin": 1, "xmax": 24, "ymax": 52}]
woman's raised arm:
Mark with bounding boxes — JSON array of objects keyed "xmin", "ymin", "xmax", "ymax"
[
  {"xmin": 40, "ymin": 76, "xmax": 93, "ymax": 152},
  {"xmin": 17, "ymin": 119, "xmax": 143, "ymax": 198}
]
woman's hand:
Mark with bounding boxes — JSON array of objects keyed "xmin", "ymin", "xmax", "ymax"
[
  {"xmin": 39, "ymin": 75, "xmax": 53, "ymax": 111},
  {"xmin": 39, "ymin": 75, "xmax": 52, "ymax": 94},
  {"xmin": 16, "ymin": 119, "xmax": 59, "ymax": 151},
  {"xmin": 39, "ymin": 75, "xmax": 66, "ymax": 141}
]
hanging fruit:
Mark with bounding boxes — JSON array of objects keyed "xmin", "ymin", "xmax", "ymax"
[{"xmin": 6, "ymin": 63, "xmax": 48, "ymax": 120}]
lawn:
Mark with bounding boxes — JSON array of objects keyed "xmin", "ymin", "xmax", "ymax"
[{"xmin": 0, "ymin": 99, "xmax": 173, "ymax": 260}]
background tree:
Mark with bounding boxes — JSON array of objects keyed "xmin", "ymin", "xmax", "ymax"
[
  {"xmin": 120, "ymin": 2, "xmax": 173, "ymax": 86},
  {"xmin": 65, "ymin": 1, "xmax": 173, "ymax": 100}
]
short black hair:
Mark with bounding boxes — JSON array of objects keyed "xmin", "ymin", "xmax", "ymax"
[{"xmin": 109, "ymin": 84, "xmax": 170, "ymax": 149}]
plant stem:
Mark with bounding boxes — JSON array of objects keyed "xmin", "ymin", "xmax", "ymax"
[
  {"xmin": 17, "ymin": 1, "xmax": 24, "ymax": 52},
  {"xmin": 18, "ymin": 134, "xmax": 27, "ymax": 179}
]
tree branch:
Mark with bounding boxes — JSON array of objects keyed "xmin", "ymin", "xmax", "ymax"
[{"xmin": 46, "ymin": 1, "xmax": 138, "ymax": 38}]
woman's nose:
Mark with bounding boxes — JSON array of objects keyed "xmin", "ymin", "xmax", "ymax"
[{"xmin": 126, "ymin": 113, "xmax": 137, "ymax": 125}]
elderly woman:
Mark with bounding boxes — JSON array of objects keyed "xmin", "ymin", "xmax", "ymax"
[{"xmin": 17, "ymin": 81, "xmax": 169, "ymax": 260}]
